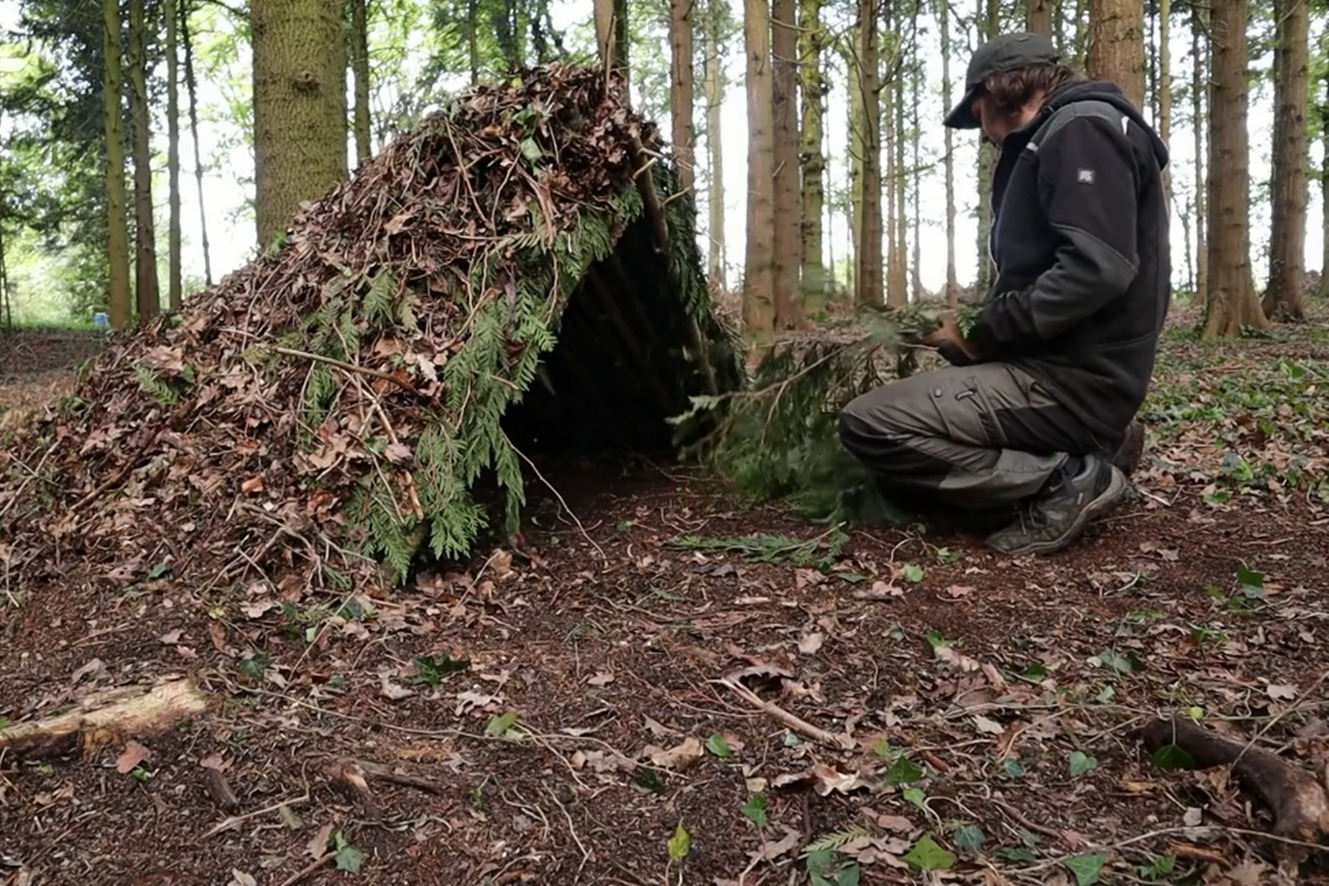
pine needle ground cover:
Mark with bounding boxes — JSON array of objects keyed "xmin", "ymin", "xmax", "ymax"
[{"xmin": 0, "ymin": 64, "xmax": 742, "ymax": 601}]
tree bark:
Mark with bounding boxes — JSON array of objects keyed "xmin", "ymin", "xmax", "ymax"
[
  {"xmin": 128, "ymin": 0, "xmax": 160, "ymax": 321},
  {"xmin": 853, "ymin": 0, "xmax": 882, "ymax": 307},
  {"xmin": 1201, "ymin": 0, "xmax": 1268, "ymax": 338},
  {"xmin": 910, "ymin": 55, "xmax": 921, "ymax": 300},
  {"xmin": 1262, "ymin": 0, "xmax": 1309, "ymax": 321},
  {"xmin": 845, "ymin": 33, "xmax": 863, "ymax": 292},
  {"xmin": 704, "ymin": 0, "xmax": 726, "ymax": 293},
  {"xmin": 669, "ymin": 0, "xmax": 696, "ymax": 194},
  {"xmin": 883, "ymin": 26, "xmax": 901, "ymax": 306},
  {"xmin": 797, "ymin": 0, "xmax": 826, "ymax": 314},
  {"xmin": 1321, "ymin": 67, "xmax": 1329, "ymax": 293},
  {"xmin": 941, "ymin": 0, "xmax": 958, "ymax": 307},
  {"xmin": 181, "ymin": 0, "xmax": 213, "ymax": 287},
  {"xmin": 166, "ymin": 0, "xmax": 183, "ymax": 310},
  {"xmin": 103, "ymin": 0, "xmax": 132, "ymax": 328},
  {"xmin": 974, "ymin": 0, "xmax": 998, "ymax": 298},
  {"xmin": 1191, "ymin": 0, "xmax": 1206, "ymax": 305},
  {"xmin": 1026, "ymin": 0, "xmax": 1054, "ymax": 36},
  {"xmin": 743, "ymin": 0, "xmax": 777, "ymax": 344},
  {"xmin": 251, "ymin": 0, "xmax": 351, "ymax": 250},
  {"xmin": 595, "ymin": 0, "xmax": 630, "ymax": 88},
  {"xmin": 1157, "ymin": 0, "xmax": 1171, "ymax": 212},
  {"xmin": 1086, "ymin": 0, "xmax": 1146, "ymax": 109},
  {"xmin": 771, "ymin": 0, "xmax": 802, "ymax": 327},
  {"xmin": 891, "ymin": 44, "xmax": 908, "ymax": 305},
  {"xmin": 350, "ymin": 0, "xmax": 372, "ymax": 166}
]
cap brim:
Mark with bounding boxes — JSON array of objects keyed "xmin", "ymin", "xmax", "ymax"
[{"xmin": 943, "ymin": 84, "xmax": 982, "ymax": 129}]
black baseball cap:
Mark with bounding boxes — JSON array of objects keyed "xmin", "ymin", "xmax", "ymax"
[{"xmin": 944, "ymin": 32, "xmax": 1060, "ymax": 129}]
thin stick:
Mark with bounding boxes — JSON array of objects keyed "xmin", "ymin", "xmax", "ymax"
[
  {"xmin": 271, "ymin": 345, "xmax": 419, "ymax": 396},
  {"xmin": 277, "ymin": 852, "xmax": 334, "ymax": 886},
  {"xmin": 715, "ymin": 678, "xmax": 853, "ymax": 750},
  {"xmin": 203, "ymin": 792, "xmax": 311, "ymax": 837},
  {"xmin": 505, "ymin": 434, "xmax": 606, "ymax": 562}
]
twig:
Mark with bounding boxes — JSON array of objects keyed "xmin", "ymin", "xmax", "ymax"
[
  {"xmin": 271, "ymin": 345, "xmax": 420, "ymax": 397},
  {"xmin": 990, "ymin": 797, "xmax": 1071, "ymax": 845},
  {"xmin": 276, "ymin": 851, "xmax": 334, "ymax": 886},
  {"xmin": 545, "ymin": 784, "xmax": 592, "ymax": 879},
  {"xmin": 505, "ymin": 434, "xmax": 606, "ymax": 562},
  {"xmin": 714, "ymin": 677, "xmax": 853, "ymax": 750},
  {"xmin": 354, "ymin": 759, "xmax": 447, "ymax": 795},
  {"xmin": 204, "ymin": 792, "xmax": 311, "ymax": 837}
]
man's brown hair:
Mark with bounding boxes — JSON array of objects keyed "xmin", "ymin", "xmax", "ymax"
[{"xmin": 980, "ymin": 63, "xmax": 1084, "ymax": 118}]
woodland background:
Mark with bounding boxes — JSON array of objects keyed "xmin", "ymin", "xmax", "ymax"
[{"xmin": 0, "ymin": 0, "xmax": 1321, "ymax": 342}]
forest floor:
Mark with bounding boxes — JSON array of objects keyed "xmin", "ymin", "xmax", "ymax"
[{"xmin": 1, "ymin": 304, "xmax": 1328, "ymax": 886}]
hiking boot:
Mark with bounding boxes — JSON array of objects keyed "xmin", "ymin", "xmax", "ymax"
[
  {"xmin": 985, "ymin": 454, "xmax": 1129, "ymax": 557},
  {"xmin": 1110, "ymin": 420, "xmax": 1146, "ymax": 477}
]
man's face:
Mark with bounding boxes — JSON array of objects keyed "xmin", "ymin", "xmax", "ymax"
[{"xmin": 971, "ymin": 94, "xmax": 1040, "ymax": 146}]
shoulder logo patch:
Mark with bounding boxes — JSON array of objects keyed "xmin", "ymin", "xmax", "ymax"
[{"xmin": 1076, "ymin": 168, "xmax": 1095, "ymax": 184}]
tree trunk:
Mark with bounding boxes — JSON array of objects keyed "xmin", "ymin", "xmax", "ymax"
[
  {"xmin": 941, "ymin": 0, "xmax": 958, "ymax": 307},
  {"xmin": 743, "ymin": 0, "xmax": 777, "ymax": 343},
  {"xmin": 1201, "ymin": 0, "xmax": 1268, "ymax": 338},
  {"xmin": 1157, "ymin": 0, "xmax": 1171, "ymax": 212},
  {"xmin": 181, "ymin": 0, "xmax": 213, "ymax": 287},
  {"xmin": 891, "ymin": 50, "xmax": 908, "ymax": 304},
  {"xmin": 128, "ymin": 0, "xmax": 160, "ymax": 321},
  {"xmin": 1026, "ymin": 0, "xmax": 1054, "ymax": 36},
  {"xmin": 1072, "ymin": 0, "xmax": 1088, "ymax": 68},
  {"xmin": 669, "ymin": 0, "xmax": 695, "ymax": 195},
  {"xmin": 854, "ymin": 0, "xmax": 883, "ymax": 307},
  {"xmin": 1321, "ymin": 68, "xmax": 1329, "ymax": 293},
  {"xmin": 595, "ymin": 0, "xmax": 630, "ymax": 87},
  {"xmin": 1262, "ymin": 0, "xmax": 1309, "ymax": 321},
  {"xmin": 1191, "ymin": 0, "xmax": 1206, "ymax": 305},
  {"xmin": 883, "ymin": 32, "xmax": 900, "ymax": 307},
  {"xmin": 798, "ymin": 0, "xmax": 827, "ymax": 314},
  {"xmin": 704, "ymin": 0, "xmax": 726, "ymax": 293},
  {"xmin": 251, "ymin": 0, "xmax": 350, "ymax": 250},
  {"xmin": 465, "ymin": 0, "xmax": 479, "ymax": 83},
  {"xmin": 771, "ymin": 0, "xmax": 802, "ymax": 327},
  {"xmin": 846, "ymin": 34, "xmax": 864, "ymax": 293},
  {"xmin": 103, "ymin": 0, "xmax": 132, "ymax": 328},
  {"xmin": 166, "ymin": 0, "xmax": 182, "ymax": 310},
  {"xmin": 1086, "ymin": 0, "xmax": 1146, "ymax": 109},
  {"xmin": 910, "ymin": 56, "xmax": 921, "ymax": 300},
  {"xmin": 350, "ymin": 0, "xmax": 372, "ymax": 166},
  {"xmin": 974, "ymin": 0, "xmax": 998, "ymax": 298}
]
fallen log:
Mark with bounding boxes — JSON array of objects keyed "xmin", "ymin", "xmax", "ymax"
[
  {"xmin": 0, "ymin": 678, "xmax": 210, "ymax": 759},
  {"xmin": 1139, "ymin": 714, "xmax": 1329, "ymax": 869}
]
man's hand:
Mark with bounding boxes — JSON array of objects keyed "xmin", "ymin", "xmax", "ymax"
[{"xmin": 921, "ymin": 312, "xmax": 978, "ymax": 361}]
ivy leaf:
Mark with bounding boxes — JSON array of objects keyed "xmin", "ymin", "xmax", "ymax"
[
  {"xmin": 485, "ymin": 710, "xmax": 520, "ymax": 737},
  {"xmin": 667, "ymin": 820, "xmax": 692, "ymax": 861},
  {"xmin": 902, "ymin": 834, "xmax": 956, "ymax": 871},
  {"xmin": 332, "ymin": 832, "xmax": 364, "ymax": 873},
  {"xmin": 741, "ymin": 792, "xmax": 768, "ymax": 826},
  {"xmin": 884, "ymin": 753, "xmax": 924, "ymax": 785},
  {"xmin": 705, "ymin": 733, "xmax": 734, "ymax": 758},
  {"xmin": 900, "ymin": 563, "xmax": 925, "ymax": 582},
  {"xmin": 952, "ymin": 824, "xmax": 986, "ymax": 853},
  {"xmin": 1151, "ymin": 744, "xmax": 1196, "ymax": 771},
  {"xmin": 1068, "ymin": 750, "xmax": 1098, "ymax": 777},
  {"xmin": 1063, "ymin": 852, "xmax": 1108, "ymax": 885}
]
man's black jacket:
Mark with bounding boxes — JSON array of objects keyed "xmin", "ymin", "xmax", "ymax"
[{"xmin": 943, "ymin": 80, "xmax": 1171, "ymax": 447}]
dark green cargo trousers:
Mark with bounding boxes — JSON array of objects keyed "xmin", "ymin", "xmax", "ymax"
[{"xmin": 839, "ymin": 362, "xmax": 1105, "ymax": 511}]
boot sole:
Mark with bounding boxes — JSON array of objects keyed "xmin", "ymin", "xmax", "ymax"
[{"xmin": 987, "ymin": 467, "xmax": 1130, "ymax": 557}]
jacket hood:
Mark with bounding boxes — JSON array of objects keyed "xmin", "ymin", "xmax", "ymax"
[{"xmin": 1042, "ymin": 80, "xmax": 1170, "ymax": 170}]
